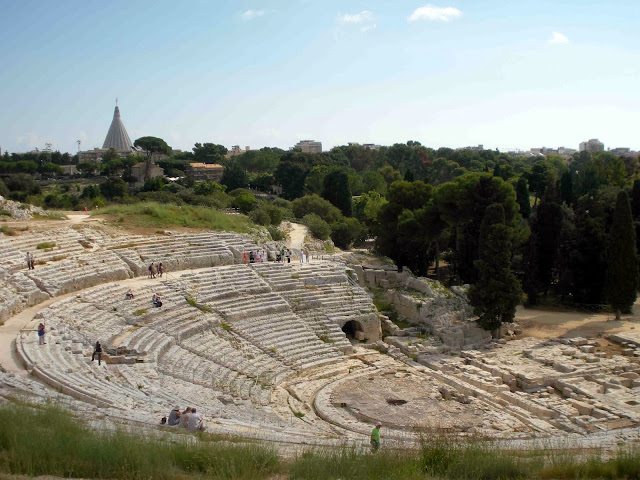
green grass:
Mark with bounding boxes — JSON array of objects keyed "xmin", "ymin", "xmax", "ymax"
[
  {"xmin": 133, "ymin": 309, "xmax": 147, "ymax": 316},
  {"xmin": 36, "ymin": 241, "xmax": 56, "ymax": 249},
  {"xmin": 1, "ymin": 404, "xmax": 640, "ymax": 480},
  {"xmin": 33, "ymin": 211, "xmax": 67, "ymax": 220},
  {"xmin": 94, "ymin": 202, "xmax": 253, "ymax": 233},
  {"xmin": 186, "ymin": 296, "xmax": 213, "ymax": 313},
  {"xmin": 0, "ymin": 404, "xmax": 280, "ymax": 480},
  {"xmin": 0, "ymin": 209, "xmax": 11, "ymax": 216}
]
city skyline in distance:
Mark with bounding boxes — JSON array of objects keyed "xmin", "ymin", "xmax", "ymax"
[{"xmin": 1, "ymin": 0, "xmax": 639, "ymax": 154}]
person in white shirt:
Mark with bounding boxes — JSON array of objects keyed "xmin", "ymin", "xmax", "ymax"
[{"xmin": 187, "ymin": 407, "xmax": 205, "ymax": 431}]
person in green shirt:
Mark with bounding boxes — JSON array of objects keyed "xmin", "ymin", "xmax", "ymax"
[{"xmin": 370, "ymin": 422, "xmax": 381, "ymax": 451}]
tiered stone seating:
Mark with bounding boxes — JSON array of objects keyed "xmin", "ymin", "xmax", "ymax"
[
  {"xmin": 177, "ymin": 265, "xmax": 271, "ymax": 302},
  {"xmin": 16, "ymin": 330, "xmax": 148, "ymax": 408},
  {"xmin": 0, "ymin": 229, "xmax": 86, "ymax": 270},
  {"xmin": 231, "ymin": 312, "xmax": 343, "ymax": 371},
  {"xmin": 133, "ymin": 237, "xmax": 235, "ymax": 271},
  {"xmin": 0, "ymin": 270, "xmax": 49, "ymax": 322},
  {"xmin": 38, "ymin": 297, "xmax": 128, "ymax": 347},
  {"xmin": 24, "ymin": 250, "xmax": 132, "ymax": 296}
]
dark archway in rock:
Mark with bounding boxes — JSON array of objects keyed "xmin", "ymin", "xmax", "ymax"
[{"xmin": 342, "ymin": 320, "xmax": 364, "ymax": 341}]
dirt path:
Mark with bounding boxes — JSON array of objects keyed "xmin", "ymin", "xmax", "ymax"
[
  {"xmin": 284, "ymin": 222, "xmax": 307, "ymax": 250},
  {"xmin": 516, "ymin": 302, "xmax": 640, "ymax": 344}
]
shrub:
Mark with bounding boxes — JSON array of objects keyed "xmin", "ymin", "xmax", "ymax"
[
  {"xmin": 292, "ymin": 194, "xmax": 342, "ymax": 223},
  {"xmin": 330, "ymin": 217, "xmax": 366, "ymax": 249},
  {"xmin": 267, "ymin": 226, "xmax": 287, "ymax": 241},
  {"xmin": 36, "ymin": 242, "xmax": 56, "ymax": 249},
  {"xmin": 303, "ymin": 213, "xmax": 331, "ymax": 240},
  {"xmin": 232, "ymin": 191, "xmax": 258, "ymax": 213},
  {"xmin": 249, "ymin": 208, "xmax": 272, "ymax": 226}
]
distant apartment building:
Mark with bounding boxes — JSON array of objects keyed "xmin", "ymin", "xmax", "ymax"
[
  {"xmin": 348, "ymin": 142, "xmax": 381, "ymax": 150},
  {"xmin": 226, "ymin": 145, "xmax": 250, "ymax": 158},
  {"xmin": 294, "ymin": 140, "xmax": 322, "ymax": 153},
  {"xmin": 185, "ymin": 162, "xmax": 224, "ymax": 182},
  {"xmin": 557, "ymin": 146, "xmax": 577, "ymax": 157},
  {"xmin": 579, "ymin": 139, "xmax": 604, "ymax": 153}
]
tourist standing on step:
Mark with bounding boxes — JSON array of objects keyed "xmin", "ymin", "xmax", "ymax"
[
  {"xmin": 26, "ymin": 252, "xmax": 31, "ymax": 270},
  {"xmin": 37, "ymin": 322, "xmax": 46, "ymax": 345},
  {"xmin": 158, "ymin": 263, "xmax": 163, "ymax": 278},
  {"xmin": 148, "ymin": 263, "xmax": 154, "ymax": 279},
  {"xmin": 286, "ymin": 249, "xmax": 291, "ymax": 263},
  {"xmin": 92, "ymin": 341, "xmax": 102, "ymax": 365},
  {"xmin": 370, "ymin": 422, "xmax": 382, "ymax": 451},
  {"xmin": 305, "ymin": 249, "xmax": 310, "ymax": 263}
]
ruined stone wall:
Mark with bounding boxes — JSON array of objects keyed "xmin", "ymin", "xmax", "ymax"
[{"xmin": 350, "ymin": 265, "xmax": 491, "ymax": 350}]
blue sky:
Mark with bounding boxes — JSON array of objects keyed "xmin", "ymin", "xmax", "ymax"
[{"xmin": 1, "ymin": 0, "xmax": 639, "ymax": 154}]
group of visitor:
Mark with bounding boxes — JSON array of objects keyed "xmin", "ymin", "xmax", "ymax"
[
  {"xmin": 148, "ymin": 262, "xmax": 163, "ymax": 279},
  {"xmin": 244, "ymin": 249, "xmax": 267, "ymax": 263},
  {"xmin": 162, "ymin": 406, "xmax": 205, "ymax": 431}
]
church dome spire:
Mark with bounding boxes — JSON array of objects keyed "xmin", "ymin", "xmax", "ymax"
[{"xmin": 102, "ymin": 102, "xmax": 133, "ymax": 152}]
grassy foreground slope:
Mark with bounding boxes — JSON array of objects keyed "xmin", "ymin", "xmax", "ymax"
[
  {"xmin": 92, "ymin": 202, "xmax": 253, "ymax": 233},
  {"xmin": 1, "ymin": 404, "xmax": 640, "ymax": 479}
]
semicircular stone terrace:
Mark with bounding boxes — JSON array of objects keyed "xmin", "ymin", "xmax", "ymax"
[{"xmin": 2, "ymin": 227, "xmax": 640, "ymax": 448}]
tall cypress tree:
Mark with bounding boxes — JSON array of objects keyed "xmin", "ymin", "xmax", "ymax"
[
  {"xmin": 468, "ymin": 204, "xmax": 523, "ymax": 335},
  {"xmin": 322, "ymin": 171, "xmax": 352, "ymax": 217},
  {"xmin": 560, "ymin": 171, "xmax": 574, "ymax": 206},
  {"xmin": 631, "ymin": 179, "xmax": 640, "ymax": 220},
  {"xmin": 515, "ymin": 177, "xmax": 531, "ymax": 219},
  {"xmin": 605, "ymin": 191, "xmax": 638, "ymax": 319}
]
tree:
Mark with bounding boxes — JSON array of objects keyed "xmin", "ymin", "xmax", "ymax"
[
  {"xmin": 0, "ymin": 177, "xmax": 9, "ymax": 197},
  {"xmin": 468, "ymin": 204, "xmax": 523, "ymax": 335},
  {"xmin": 560, "ymin": 171, "xmax": 573, "ymax": 206},
  {"xmin": 274, "ymin": 160, "xmax": 310, "ymax": 200},
  {"xmin": 134, "ymin": 136, "xmax": 171, "ymax": 181},
  {"xmin": 291, "ymin": 194, "xmax": 342, "ymax": 223},
  {"xmin": 220, "ymin": 162, "xmax": 249, "ymax": 191},
  {"xmin": 515, "ymin": 177, "xmax": 531, "ymax": 218},
  {"xmin": 605, "ymin": 191, "xmax": 638, "ymax": 319},
  {"xmin": 192, "ymin": 143, "xmax": 227, "ymax": 163},
  {"xmin": 331, "ymin": 217, "xmax": 366, "ymax": 249},
  {"xmin": 322, "ymin": 170, "xmax": 352, "ymax": 217},
  {"xmin": 303, "ymin": 213, "xmax": 331, "ymax": 240},
  {"xmin": 99, "ymin": 176, "xmax": 128, "ymax": 200},
  {"xmin": 524, "ymin": 199, "xmax": 563, "ymax": 304},
  {"xmin": 631, "ymin": 179, "xmax": 640, "ymax": 220}
]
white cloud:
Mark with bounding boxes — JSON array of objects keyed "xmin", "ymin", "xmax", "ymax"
[
  {"xmin": 338, "ymin": 10, "xmax": 374, "ymax": 24},
  {"xmin": 240, "ymin": 9, "xmax": 265, "ymax": 21},
  {"xmin": 361, "ymin": 23, "xmax": 377, "ymax": 33},
  {"xmin": 548, "ymin": 32, "xmax": 569, "ymax": 44},
  {"xmin": 408, "ymin": 4, "xmax": 462, "ymax": 22}
]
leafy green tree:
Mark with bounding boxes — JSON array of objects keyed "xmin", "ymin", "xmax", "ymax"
[
  {"xmin": 515, "ymin": 177, "xmax": 531, "ymax": 218},
  {"xmin": 353, "ymin": 192, "xmax": 388, "ymax": 229},
  {"xmin": 193, "ymin": 182, "xmax": 226, "ymax": 196},
  {"xmin": 404, "ymin": 169, "xmax": 415, "ymax": 181},
  {"xmin": 322, "ymin": 170, "xmax": 352, "ymax": 217},
  {"xmin": 303, "ymin": 213, "xmax": 331, "ymax": 240},
  {"xmin": 434, "ymin": 173, "xmax": 521, "ymax": 283},
  {"xmin": 375, "ymin": 181, "xmax": 434, "ymax": 276},
  {"xmin": 4, "ymin": 173, "xmax": 41, "ymax": 194},
  {"xmin": 468, "ymin": 204, "xmax": 523, "ymax": 334},
  {"xmin": 274, "ymin": 159, "xmax": 310, "ymax": 200},
  {"xmin": 134, "ymin": 136, "xmax": 171, "ymax": 181},
  {"xmin": 38, "ymin": 162, "xmax": 63, "ymax": 178},
  {"xmin": 221, "ymin": 162, "xmax": 249, "ymax": 191},
  {"xmin": 605, "ymin": 191, "xmax": 639, "ymax": 319},
  {"xmin": 0, "ymin": 178, "xmax": 9, "ymax": 197},
  {"xmin": 331, "ymin": 217, "xmax": 366, "ymax": 249},
  {"xmin": 99, "ymin": 177, "xmax": 128, "ymax": 200},
  {"xmin": 192, "ymin": 143, "xmax": 227, "ymax": 163},
  {"xmin": 360, "ymin": 170, "xmax": 386, "ymax": 195},
  {"xmin": 378, "ymin": 165, "xmax": 402, "ymax": 186},
  {"xmin": 291, "ymin": 195, "xmax": 342, "ymax": 224},
  {"xmin": 231, "ymin": 191, "xmax": 257, "ymax": 213}
]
